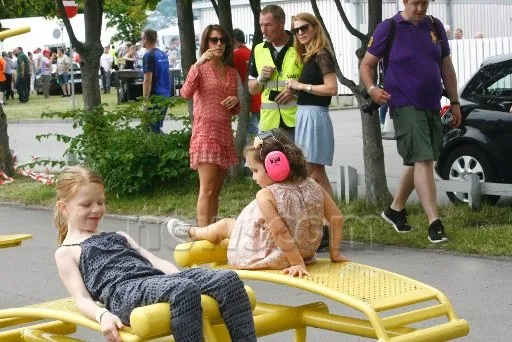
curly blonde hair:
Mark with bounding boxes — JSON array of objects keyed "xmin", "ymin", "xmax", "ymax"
[{"xmin": 292, "ymin": 12, "xmax": 334, "ymax": 64}]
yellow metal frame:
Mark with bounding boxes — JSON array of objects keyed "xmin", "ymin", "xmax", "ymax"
[
  {"xmin": 173, "ymin": 240, "xmax": 470, "ymax": 341},
  {"xmin": 0, "ymin": 287, "xmax": 256, "ymax": 341},
  {"xmin": 0, "ymin": 234, "xmax": 32, "ymax": 249},
  {"xmin": 0, "ymin": 26, "xmax": 31, "ymax": 41},
  {"xmin": 0, "ymin": 239, "xmax": 469, "ymax": 341}
]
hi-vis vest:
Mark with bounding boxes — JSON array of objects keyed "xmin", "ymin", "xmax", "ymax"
[{"xmin": 254, "ymin": 43, "xmax": 303, "ymax": 131}]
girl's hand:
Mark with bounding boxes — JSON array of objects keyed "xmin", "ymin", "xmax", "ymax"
[
  {"xmin": 283, "ymin": 264, "xmax": 310, "ymax": 277},
  {"xmin": 221, "ymin": 96, "xmax": 239, "ymax": 109},
  {"xmin": 100, "ymin": 312, "xmax": 124, "ymax": 342},
  {"xmin": 196, "ymin": 48, "xmax": 215, "ymax": 66},
  {"xmin": 330, "ymin": 253, "xmax": 350, "ymax": 263}
]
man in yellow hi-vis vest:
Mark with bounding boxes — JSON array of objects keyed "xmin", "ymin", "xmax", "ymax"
[{"xmin": 248, "ymin": 4, "xmax": 303, "ymax": 138}]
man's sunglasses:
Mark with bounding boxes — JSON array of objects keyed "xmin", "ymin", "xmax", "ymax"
[
  {"xmin": 208, "ymin": 37, "xmax": 227, "ymax": 45},
  {"xmin": 291, "ymin": 23, "xmax": 310, "ymax": 35}
]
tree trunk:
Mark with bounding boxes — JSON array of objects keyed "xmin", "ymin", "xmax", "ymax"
[
  {"xmin": 231, "ymin": 0, "xmax": 263, "ymax": 178},
  {"xmin": 249, "ymin": 0, "xmax": 263, "ymax": 51},
  {"xmin": 0, "ymin": 105, "xmax": 14, "ymax": 177},
  {"xmin": 57, "ymin": 0, "xmax": 104, "ymax": 111},
  {"xmin": 315, "ymin": 0, "xmax": 391, "ymax": 205},
  {"xmin": 215, "ymin": 0, "xmax": 249, "ymax": 177},
  {"xmin": 360, "ymin": 0, "xmax": 391, "ymax": 206},
  {"xmin": 81, "ymin": 1, "xmax": 104, "ymax": 110},
  {"xmin": 217, "ymin": 1, "xmax": 233, "ymax": 36},
  {"xmin": 177, "ymin": 0, "xmax": 197, "ymax": 121}
]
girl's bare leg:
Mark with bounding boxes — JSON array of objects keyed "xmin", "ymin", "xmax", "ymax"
[{"xmin": 190, "ymin": 218, "xmax": 236, "ymax": 243}]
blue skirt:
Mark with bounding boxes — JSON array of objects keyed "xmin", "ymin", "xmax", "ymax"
[{"xmin": 295, "ymin": 105, "xmax": 334, "ymax": 166}]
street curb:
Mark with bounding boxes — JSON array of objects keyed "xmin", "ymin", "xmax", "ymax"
[
  {"xmin": 0, "ymin": 201, "xmax": 172, "ymax": 225},
  {"xmin": 7, "ymin": 106, "xmax": 360, "ymax": 125},
  {"xmin": 7, "ymin": 119, "xmax": 74, "ymax": 125},
  {"xmin": 2, "ymin": 201, "xmax": 511, "ymax": 262}
]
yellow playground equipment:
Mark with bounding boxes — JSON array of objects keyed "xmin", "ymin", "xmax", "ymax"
[
  {"xmin": 0, "ymin": 234, "xmax": 32, "ymax": 249},
  {"xmin": 0, "ymin": 26, "xmax": 31, "ymax": 41},
  {"xmin": 0, "ymin": 239, "xmax": 470, "ymax": 341}
]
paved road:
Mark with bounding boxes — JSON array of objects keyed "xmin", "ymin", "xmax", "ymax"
[
  {"xmin": 6, "ymin": 108, "xmax": 450, "ymax": 204},
  {"xmin": 1, "ymin": 205, "xmax": 511, "ymax": 341}
]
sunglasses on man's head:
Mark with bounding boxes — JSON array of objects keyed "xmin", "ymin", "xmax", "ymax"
[
  {"xmin": 291, "ymin": 23, "xmax": 310, "ymax": 35},
  {"xmin": 208, "ymin": 37, "xmax": 227, "ymax": 45}
]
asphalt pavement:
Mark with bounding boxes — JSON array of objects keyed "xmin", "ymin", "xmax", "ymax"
[
  {"xmin": 6, "ymin": 107, "xmax": 447, "ymax": 204},
  {"xmin": 1, "ymin": 205, "xmax": 511, "ymax": 341}
]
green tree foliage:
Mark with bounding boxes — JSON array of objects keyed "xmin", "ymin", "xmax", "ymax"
[
  {"xmin": 35, "ymin": 98, "xmax": 194, "ymax": 195},
  {"xmin": 146, "ymin": 0, "xmax": 178, "ymax": 31},
  {"xmin": 0, "ymin": 1, "xmax": 56, "ymax": 19},
  {"xmin": 104, "ymin": 2, "xmax": 148, "ymax": 43}
]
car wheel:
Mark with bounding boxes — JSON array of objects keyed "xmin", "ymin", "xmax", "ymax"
[{"xmin": 441, "ymin": 145, "xmax": 500, "ymax": 205}]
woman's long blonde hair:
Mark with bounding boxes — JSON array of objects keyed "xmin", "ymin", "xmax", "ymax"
[
  {"xmin": 292, "ymin": 13, "xmax": 334, "ymax": 64},
  {"xmin": 54, "ymin": 166, "xmax": 104, "ymax": 245}
]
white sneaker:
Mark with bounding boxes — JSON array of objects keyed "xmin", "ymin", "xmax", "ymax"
[
  {"xmin": 167, "ymin": 218, "xmax": 193, "ymax": 243},
  {"xmin": 380, "ymin": 123, "xmax": 385, "ymax": 130}
]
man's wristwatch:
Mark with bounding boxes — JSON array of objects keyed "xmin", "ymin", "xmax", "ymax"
[
  {"xmin": 305, "ymin": 84, "xmax": 312, "ymax": 93},
  {"xmin": 450, "ymin": 101, "xmax": 460, "ymax": 106},
  {"xmin": 257, "ymin": 75, "xmax": 266, "ymax": 85}
]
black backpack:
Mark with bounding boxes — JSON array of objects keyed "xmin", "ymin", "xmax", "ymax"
[{"xmin": 379, "ymin": 15, "xmax": 443, "ymax": 85}]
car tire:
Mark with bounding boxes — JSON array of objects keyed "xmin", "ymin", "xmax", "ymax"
[{"xmin": 441, "ymin": 145, "xmax": 500, "ymax": 205}]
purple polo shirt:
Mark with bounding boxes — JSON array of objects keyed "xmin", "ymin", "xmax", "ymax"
[{"xmin": 367, "ymin": 13, "xmax": 450, "ymax": 110}]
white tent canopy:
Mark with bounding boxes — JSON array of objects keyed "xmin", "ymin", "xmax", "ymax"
[{"xmin": 0, "ymin": 14, "xmax": 116, "ymax": 53}]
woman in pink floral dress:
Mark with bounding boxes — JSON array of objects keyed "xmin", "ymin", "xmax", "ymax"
[{"xmin": 181, "ymin": 25, "xmax": 241, "ymax": 226}]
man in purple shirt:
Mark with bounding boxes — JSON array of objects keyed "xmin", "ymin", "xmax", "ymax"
[{"xmin": 360, "ymin": 0, "xmax": 461, "ymax": 243}]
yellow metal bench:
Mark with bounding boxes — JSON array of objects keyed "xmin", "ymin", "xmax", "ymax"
[
  {"xmin": 0, "ymin": 234, "xmax": 32, "ymax": 249},
  {"xmin": 0, "ymin": 288, "xmax": 256, "ymax": 341},
  {"xmin": 174, "ymin": 240, "xmax": 470, "ymax": 341}
]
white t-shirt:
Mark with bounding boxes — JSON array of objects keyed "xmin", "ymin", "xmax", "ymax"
[
  {"xmin": 33, "ymin": 53, "xmax": 42, "ymax": 70},
  {"xmin": 100, "ymin": 53, "xmax": 114, "ymax": 72}
]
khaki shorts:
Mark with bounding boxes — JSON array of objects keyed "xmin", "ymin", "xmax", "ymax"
[{"xmin": 392, "ymin": 105, "xmax": 442, "ymax": 166}]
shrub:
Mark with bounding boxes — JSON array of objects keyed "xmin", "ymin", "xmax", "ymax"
[{"xmin": 35, "ymin": 97, "xmax": 196, "ymax": 195}]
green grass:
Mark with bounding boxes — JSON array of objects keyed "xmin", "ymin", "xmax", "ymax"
[
  {"xmin": 3, "ymin": 94, "xmax": 510, "ymax": 256},
  {"xmin": 1, "ymin": 175, "xmax": 511, "ymax": 257},
  {"xmin": 4, "ymin": 92, "xmax": 189, "ymax": 121}
]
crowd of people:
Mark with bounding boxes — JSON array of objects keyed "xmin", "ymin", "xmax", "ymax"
[
  {"xmin": 0, "ymin": 37, "xmax": 179, "ymax": 104},
  {"xmin": 0, "ymin": 46, "xmax": 76, "ymax": 103}
]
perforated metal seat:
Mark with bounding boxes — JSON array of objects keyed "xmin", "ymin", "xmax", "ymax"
[{"xmin": 174, "ymin": 240, "xmax": 470, "ymax": 341}]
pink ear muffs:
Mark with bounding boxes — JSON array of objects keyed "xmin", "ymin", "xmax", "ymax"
[{"xmin": 264, "ymin": 150, "xmax": 291, "ymax": 182}]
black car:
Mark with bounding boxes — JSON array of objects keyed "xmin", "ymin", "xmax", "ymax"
[
  {"xmin": 35, "ymin": 62, "xmax": 82, "ymax": 96},
  {"xmin": 435, "ymin": 53, "xmax": 512, "ymax": 204}
]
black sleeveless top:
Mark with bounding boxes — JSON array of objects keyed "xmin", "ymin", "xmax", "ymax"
[{"xmin": 297, "ymin": 48, "xmax": 336, "ymax": 107}]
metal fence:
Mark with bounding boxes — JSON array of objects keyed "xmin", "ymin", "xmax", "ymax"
[{"xmin": 450, "ymin": 37, "xmax": 512, "ymax": 88}]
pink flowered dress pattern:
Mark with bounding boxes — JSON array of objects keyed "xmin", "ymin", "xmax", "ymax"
[
  {"xmin": 181, "ymin": 62, "xmax": 240, "ymax": 170},
  {"xmin": 227, "ymin": 178, "xmax": 324, "ymax": 269}
]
